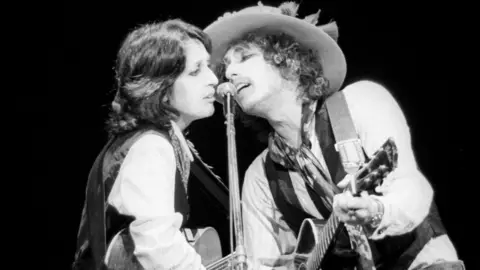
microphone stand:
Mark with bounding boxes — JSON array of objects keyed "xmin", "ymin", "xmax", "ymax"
[{"xmin": 223, "ymin": 93, "xmax": 247, "ymax": 270}]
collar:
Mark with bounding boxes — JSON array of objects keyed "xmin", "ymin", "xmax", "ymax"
[
  {"xmin": 271, "ymin": 100, "xmax": 318, "ymax": 149},
  {"xmin": 170, "ymin": 120, "xmax": 194, "ymax": 162}
]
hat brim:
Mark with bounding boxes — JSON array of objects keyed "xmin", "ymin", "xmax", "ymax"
[{"xmin": 205, "ymin": 12, "xmax": 347, "ymax": 104}]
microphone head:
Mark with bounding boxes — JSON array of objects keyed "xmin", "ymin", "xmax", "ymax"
[{"xmin": 216, "ymin": 82, "xmax": 237, "ymax": 98}]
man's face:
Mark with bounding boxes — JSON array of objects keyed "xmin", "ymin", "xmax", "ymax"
[{"xmin": 222, "ymin": 44, "xmax": 283, "ymax": 116}]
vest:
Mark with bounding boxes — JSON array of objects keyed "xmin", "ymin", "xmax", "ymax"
[
  {"xmin": 265, "ymin": 97, "xmax": 447, "ymax": 270},
  {"xmin": 72, "ymin": 128, "xmax": 191, "ymax": 270}
]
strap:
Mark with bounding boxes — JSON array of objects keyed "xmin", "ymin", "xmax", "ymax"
[
  {"xmin": 325, "ymin": 91, "xmax": 365, "ymax": 175},
  {"xmin": 265, "ymin": 154, "xmax": 315, "ymax": 236},
  {"xmin": 189, "ymin": 156, "xmax": 229, "ymax": 212},
  {"xmin": 187, "ymin": 142, "xmax": 229, "ymax": 212},
  {"xmin": 325, "ymin": 91, "xmax": 358, "ymax": 142}
]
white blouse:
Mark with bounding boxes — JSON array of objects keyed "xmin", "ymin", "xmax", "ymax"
[{"xmin": 107, "ymin": 121, "xmax": 205, "ymax": 270}]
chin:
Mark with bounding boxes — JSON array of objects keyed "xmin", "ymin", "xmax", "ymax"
[
  {"xmin": 200, "ymin": 105, "xmax": 215, "ymax": 118},
  {"xmin": 187, "ymin": 106, "xmax": 214, "ymax": 123},
  {"xmin": 238, "ymin": 99, "xmax": 257, "ymax": 116}
]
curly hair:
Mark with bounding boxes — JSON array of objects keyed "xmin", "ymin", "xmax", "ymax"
[
  {"xmin": 106, "ymin": 19, "xmax": 212, "ymax": 136},
  {"xmin": 217, "ymin": 32, "xmax": 330, "ymax": 143}
]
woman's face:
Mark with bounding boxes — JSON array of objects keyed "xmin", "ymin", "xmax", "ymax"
[{"xmin": 169, "ymin": 39, "xmax": 219, "ymax": 128}]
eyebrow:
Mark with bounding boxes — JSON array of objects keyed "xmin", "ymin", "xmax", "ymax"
[
  {"xmin": 222, "ymin": 45, "xmax": 250, "ymax": 65},
  {"xmin": 191, "ymin": 56, "xmax": 211, "ymax": 69}
]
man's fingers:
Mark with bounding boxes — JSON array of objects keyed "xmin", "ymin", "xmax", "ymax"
[
  {"xmin": 337, "ymin": 174, "xmax": 354, "ymax": 189},
  {"xmin": 354, "ymin": 209, "xmax": 370, "ymax": 221},
  {"xmin": 334, "ymin": 192, "xmax": 354, "ymax": 212},
  {"xmin": 346, "ymin": 196, "xmax": 371, "ymax": 210}
]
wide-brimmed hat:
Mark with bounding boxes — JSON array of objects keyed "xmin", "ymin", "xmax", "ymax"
[{"xmin": 204, "ymin": 1, "xmax": 347, "ymax": 97}]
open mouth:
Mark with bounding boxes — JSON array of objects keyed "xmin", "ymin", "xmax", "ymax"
[{"xmin": 236, "ymin": 83, "xmax": 251, "ymax": 94}]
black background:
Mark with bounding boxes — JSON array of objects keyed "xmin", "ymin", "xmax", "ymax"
[{"xmin": 50, "ymin": 0, "xmax": 472, "ymax": 268}]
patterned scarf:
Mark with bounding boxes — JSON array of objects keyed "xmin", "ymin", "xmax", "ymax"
[
  {"xmin": 267, "ymin": 101, "xmax": 376, "ymax": 270},
  {"xmin": 168, "ymin": 121, "xmax": 193, "ymax": 196},
  {"xmin": 268, "ymin": 101, "xmax": 340, "ymax": 209},
  {"xmin": 168, "ymin": 121, "xmax": 224, "ymax": 200}
]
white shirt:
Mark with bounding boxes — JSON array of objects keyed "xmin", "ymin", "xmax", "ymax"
[
  {"xmin": 107, "ymin": 121, "xmax": 205, "ymax": 270},
  {"xmin": 241, "ymin": 80, "xmax": 459, "ymax": 270}
]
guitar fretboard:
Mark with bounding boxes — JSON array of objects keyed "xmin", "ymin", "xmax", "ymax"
[
  {"xmin": 206, "ymin": 253, "xmax": 235, "ymax": 270},
  {"xmin": 307, "ymin": 214, "xmax": 340, "ymax": 269}
]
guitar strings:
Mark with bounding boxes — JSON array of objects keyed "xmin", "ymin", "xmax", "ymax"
[{"xmin": 207, "ymin": 253, "xmax": 234, "ymax": 270}]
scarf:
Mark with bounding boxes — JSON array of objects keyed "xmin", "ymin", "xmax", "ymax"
[
  {"xmin": 169, "ymin": 121, "xmax": 194, "ymax": 196},
  {"xmin": 268, "ymin": 101, "xmax": 340, "ymax": 209},
  {"xmin": 267, "ymin": 101, "xmax": 376, "ymax": 270}
]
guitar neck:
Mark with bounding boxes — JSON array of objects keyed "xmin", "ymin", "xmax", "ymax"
[
  {"xmin": 303, "ymin": 138, "xmax": 397, "ymax": 269},
  {"xmin": 308, "ymin": 213, "xmax": 341, "ymax": 269},
  {"xmin": 206, "ymin": 253, "xmax": 235, "ymax": 270},
  {"xmin": 307, "ymin": 178, "xmax": 357, "ymax": 268}
]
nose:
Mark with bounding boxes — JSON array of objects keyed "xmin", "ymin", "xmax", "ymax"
[
  {"xmin": 225, "ymin": 63, "xmax": 238, "ymax": 81},
  {"xmin": 206, "ymin": 65, "xmax": 219, "ymax": 87}
]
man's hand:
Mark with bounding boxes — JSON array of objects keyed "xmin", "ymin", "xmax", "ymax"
[{"xmin": 333, "ymin": 191, "xmax": 383, "ymax": 226}]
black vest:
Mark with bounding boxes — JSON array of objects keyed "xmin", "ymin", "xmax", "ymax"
[
  {"xmin": 265, "ymin": 99, "xmax": 447, "ymax": 270},
  {"xmin": 72, "ymin": 128, "xmax": 190, "ymax": 270}
]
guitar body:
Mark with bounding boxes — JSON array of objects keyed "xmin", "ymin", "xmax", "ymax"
[
  {"xmin": 104, "ymin": 226, "xmax": 224, "ymax": 270},
  {"xmin": 292, "ymin": 138, "xmax": 398, "ymax": 270},
  {"xmin": 293, "ymin": 219, "xmax": 327, "ymax": 270}
]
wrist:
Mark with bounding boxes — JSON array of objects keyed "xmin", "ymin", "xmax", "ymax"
[{"xmin": 369, "ymin": 197, "xmax": 384, "ymax": 228}]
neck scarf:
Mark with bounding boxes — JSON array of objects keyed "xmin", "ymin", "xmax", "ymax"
[
  {"xmin": 267, "ymin": 101, "xmax": 340, "ymax": 208},
  {"xmin": 266, "ymin": 100, "xmax": 376, "ymax": 270},
  {"xmin": 169, "ymin": 121, "xmax": 194, "ymax": 194}
]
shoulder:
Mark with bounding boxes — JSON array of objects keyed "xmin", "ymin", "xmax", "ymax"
[
  {"xmin": 244, "ymin": 148, "xmax": 269, "ymax": 179},
  {"xmin": 243, "ymin": 149, "xmax": 269, "ymax": 192},
  {"xmin": 130, "ymin": 130, "xmax": 173, "ymax": 153},
  {"xmin": 242, "ymin": 148, "xmax": 275, "ymax": 206},
  {"xmin": 336, "ymin": 80, "xmax": 412, "ymax": 158},
  {"xmin": 339, "ymin": 80, "xmax": 402, "ymax": 112},
  {"xmin": 341, "ymin": 80, "xmax": 394, "ymax": 101},
  {"xmin": 124, "ymin": 130, "xmax": 176, "ymax": 165}
]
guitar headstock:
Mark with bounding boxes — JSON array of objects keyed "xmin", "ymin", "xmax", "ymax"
[{"xmin": 352, "ymin": 138, "xmax": 398, "ymax": 195}]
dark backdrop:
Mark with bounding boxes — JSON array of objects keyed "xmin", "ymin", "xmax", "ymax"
[{"xmin": 49, "ymin": 0, "xmax": 471, "ymax": 269}]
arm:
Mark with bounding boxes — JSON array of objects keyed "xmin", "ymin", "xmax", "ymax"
[
  {"xmin": 107, "ymin": 133, "xmax": 205, "ymax": 270},
  {"xmin": 343, "ymin": 80, "xmax": 434, "ymax": 239},
  {"xmin": 241, "ymin": 152, "xmax": 297, "ymax": 270}
]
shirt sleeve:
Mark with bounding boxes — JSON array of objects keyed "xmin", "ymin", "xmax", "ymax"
[
  {"xmin": 241, "ymin": 151, "xmax": 297, "ymax": 270},
  {"xmin": 107, "ymin": 133, "xmax": 205, "ymax": 270},
  {"xmin": 343, "ymin": 80, "xmax": 434, "ymax": 239}
]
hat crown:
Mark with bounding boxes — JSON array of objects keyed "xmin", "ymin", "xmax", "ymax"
[
  {"xmin": 214, "ymin": 2, "xmax": 332, "ymax": 35},
  {"xmin": 215, "ymin": 2, "xmax": 284, "ymax": 22},
  {"xmin": 239, "ymin": 2, "xmax": 281, "ymax": 14}
]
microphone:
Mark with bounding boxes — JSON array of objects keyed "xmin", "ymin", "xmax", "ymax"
[
  {"xmin": 216, "ymin": 82, "xmax": 247, "ymax": 270},
  {"xmin": 216, "ymin": 82, "xmax": 237, "ymax": 98},
  {"xmin": 216, "ymin": 82, "xmax": 237, "ymax": 116}
]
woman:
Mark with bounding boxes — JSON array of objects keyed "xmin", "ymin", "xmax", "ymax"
[{"xmin": 72, "ymin": 19, "xmax": 219, "ymax": 270}]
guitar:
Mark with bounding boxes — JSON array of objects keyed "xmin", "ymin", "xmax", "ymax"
[
  {"xmin": 104, "ymin": 226, "xmax": 234, "ymax": 270},
  {"xmin": 292, "ymin": 138, "xmax": 398, "ymax": 270}
]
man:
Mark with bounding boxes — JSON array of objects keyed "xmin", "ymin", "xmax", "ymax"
[{"xmin": 205, "ymin": 1, "xmax": 463, "ymax": 270}]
